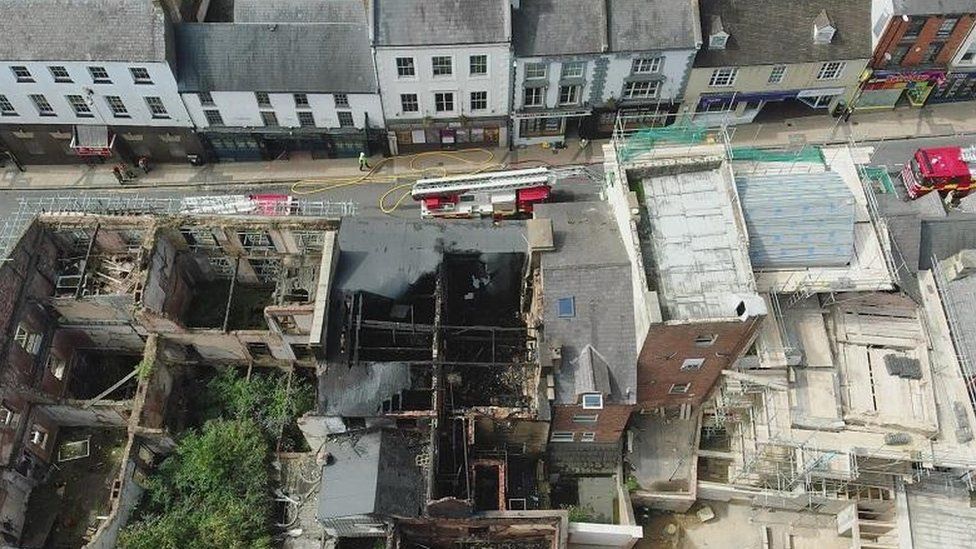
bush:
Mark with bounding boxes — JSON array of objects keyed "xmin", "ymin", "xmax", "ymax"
[{"xmin": 120, "ymin": 419, "xmax": 273, "ymax": 549}]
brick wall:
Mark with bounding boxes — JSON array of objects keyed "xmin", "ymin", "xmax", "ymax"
[
  {"xmin": 636, "ymin": 318, "xmax": 761, "ymax": 410},
  {"xmin": 550, "ymin": 403, "xmax": 633, "ymax": 444},
  {"xmin": 874, "ymin": 14, "xmax": 976, "ymax": 68}
]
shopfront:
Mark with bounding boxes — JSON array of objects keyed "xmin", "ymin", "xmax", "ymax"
[
  {"xmin": 389, "ymin": 118, "xmax": 505, "ymax": 154},
  {"xmin": 928, "ymin": 70, "xmax": 976, "ymax": 104},
  {"xmin": 512, "ymin": 109, "xmax": 591, "ymax": 146},
  {"xmin": 695, "ymin": 87, "xmax": 846, "ymax": 124},
  {"xmin": 201, "ymin": 128, "xmax": 373, "ymax": 162},
  {"xmin": 855, "ymin": 70, "xmax": 946, "ymax": 110}
]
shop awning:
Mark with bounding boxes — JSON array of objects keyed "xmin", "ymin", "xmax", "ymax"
[{"xmin": 70, "ymin": 125, "xmax": 115, "ymax": 156}]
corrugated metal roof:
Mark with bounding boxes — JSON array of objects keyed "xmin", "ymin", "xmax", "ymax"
[{"xmin": 736, "ymin": 172, "xmax": 856, "ymax": 269}]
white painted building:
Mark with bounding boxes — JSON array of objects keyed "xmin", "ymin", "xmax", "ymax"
[
  {"xmin": 175, "ymin": 0, "xmax": 384, "ymax": 161},
  {"xmin": 511, "ymin": 0, "xmax": 701, "ymax": 146},
  {"xmin": 370, "ymin": 0, "xmax": 512, "ymax": 152},
  {"xmin": 0, "ymin": 0, "xmax": 202, "ymax": 164}
]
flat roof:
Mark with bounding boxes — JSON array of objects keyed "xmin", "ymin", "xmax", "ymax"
[{"xmin": 638, "ymin": 165, "xmax": 759, "ymax": 321}]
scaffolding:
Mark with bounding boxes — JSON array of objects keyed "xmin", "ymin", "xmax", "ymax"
[{"xmin": 0, "ymin": 195, "xmax": 357, "ymax": 260}]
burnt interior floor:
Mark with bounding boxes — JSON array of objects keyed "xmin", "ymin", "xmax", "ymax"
[{"xmin": 66, "ymin": 352, "xmax": 142, "ymax": 400}]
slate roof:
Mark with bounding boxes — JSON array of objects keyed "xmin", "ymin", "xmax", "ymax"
[
  {"xmin": 536, "ymin": 202, "xmax": 638, "ymax": 405},
  {"xmin": 0, "ymin": 0, "xmax": 169, "ymax": 62},
  {"xmin": 695, "ymin": 0, "xmax": 872, "ymax": 67},
  {"xmin": 175, "ymin": 23, "xmax": 377, "ymax": 93},
  {"xmin": 513, "ymin": 0, "xmax": 607, "ymax": 56},
  {"xmin": 234, "ymin": 0, "xmax": 366, "ymax": 23},
  {"xmin": 513, "ymin": 0, "xmax": 700, "ymax": 57},
  {"xmin": 607, "ymin": 0, "xmax": 701, "ymax": 52},
  {"xmin": 372, "ymin": 0, "xmax": 509, "ymax": 46},
  {"xmin": 919, "ymin": 216, "xmax": 976, "ymax": 270},
  {"xmin": 318, "ymin": 430, "xmax": 426, "ymax": 521},
  {"xmin": 892, "ymin": 0, "xmax": 976, "ymax": 16}
]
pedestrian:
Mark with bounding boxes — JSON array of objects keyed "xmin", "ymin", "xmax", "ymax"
[
  {"xmin": 138, "ymin": 156, "xmax": 150, "ymax": 174},
  {"xmin": 112, "ymin": 166, "xmax": 124, "ymax": 184},
  {"xmin": 358, "ymin": 151, "xmax": 371, "ymax": 172}
]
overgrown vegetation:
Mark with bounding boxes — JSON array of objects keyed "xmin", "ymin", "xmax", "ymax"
[
  {"xmin": 120, "ymin": 367, "xmax": 315, "ymax": 548},
  {"xmin": 119, "ymin": 419, "xmax": 272, "ymax": 549}
]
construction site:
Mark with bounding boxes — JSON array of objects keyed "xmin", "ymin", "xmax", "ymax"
[{"xmin": 2, "ymin": 120, "xmax": 976, "ymax": 549}]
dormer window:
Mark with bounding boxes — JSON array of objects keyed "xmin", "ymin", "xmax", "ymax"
[
  {"xmin": 581, "ymin": 393, "xmax": 604, "ymax": 410},
  {"xmin": 709, "ymin": 15, "xmax": 729, "ymax": 50},
  {"xmin": 813, "ymin": 9, "xmax": 835, "ymax": 44}
]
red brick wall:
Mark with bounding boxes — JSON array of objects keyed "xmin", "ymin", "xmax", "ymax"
[
  {"xmin": 636, "ymin": 318, "xmax": 761, "ymax": 410},
  {"xmin": 874, "ymin": 15, "xmax": 976, "ymax": 68},
  {"xmin": 550, "ymin": 403, "xmax": 633, "ymax": 443}
]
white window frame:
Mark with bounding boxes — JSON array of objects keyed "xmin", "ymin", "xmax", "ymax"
[
  {"xmin": 558, "ymin": 84, "xmax": 581, "ymax": 106},
  {"xmin": 708, "ymin": 67, "xmax": 738, "ymax": 87},
  {"xmin": 0, "ymin": 405, "xmax": 13, "ymax": 427},
  {"xmin": 29, "ymin": 94, "xmax": 54, "ymax": 116},
  {"xmin": 337, "ymin": 111, "xmax": 354, "ymax": 128},
  {"xmin": 817, "ymin": 61, "xmax": 845, "ymax": 80},
  {"xmin": 203, "ymin": 109, "xmax": 224, "ymax": 126},
  {"xmin": 400, "ymin": 93, "xmax": 419, "ymax": 113},
  {"xmin": 105, "ymin": 95, "xmax": 128, "ymax": 117},
  {"xmin": 14, "ymin": 323, "xmax": 41, "ymax": 355},
  {"xmin": 524, "ymin": 86, "xmax": 545, "ymax": 107},
  {"xmin": 681, "ymin": 358, "xmax": 705, "ymax": 371},
  {"xmin": 66, "ymin": 95, "xmax": 93, "ymax": 118},
  {"xmin": 333, "ymin": 93, "xmax": 349, "ymax": 108},
  {"xmin": 49, "ymin": 66, "xmax": 71, "ymax": 83},
  {"xmin": 11, "ymin": 66, "xmax": 33, "ymax": 82},
  {"xmin": 624, "ymin": 81, "xmax": 660, "ymax": 99},
  {"xmin": 768, "ymin": 65, "xmax": 787, "ymax": 85},
  {"xmin": 29, "ymin": 425, "xmax": 48, "ymax": 448},
  {"xmin": 937, "ymin": 17, "xmax": 958, "ymax": 38},
  {"xmin": 145, "ymin": 96, "xmax": 169, "ymax": 118},
  {"xmin": 709, "ymin": 34, "xmax": 728, "ymax": 50},
  {"xmin": 469, "ymin": 91, "xmax": 488, "ymax": 111},
  {"xmin": 0, "ymin": 94, "xmax": 17, "ymax": 116},
  {"xmin": 469, "ymin": 54, "xmax": 488, "ymax": 77},
  {"xmin": 561, "ymin": 61, "xmax": 585, "ymax": 79},
  {"xmin": 198, "ymin": 92, "xmax": 215, "ymax": 106},
  {"xmin": 525, "ymin": 63, "xmax": 547, "ymax": 80},
  {"xmin": 296, "ymin": 111, "xmax": 315, "ymax": 127},
  {"xmin": 573, "ymin": 413, "xmax": 599, "ymax": 423},
  {"xmin": 580, "ymin": 432, "xmax": 596, "ymax": 443},
  {"xmin": 581, "ymin": 393, "xmax": 604, "ymax": 409},
  {"xmin": 432, "ymin": 56, "xmax": 453, "ymax": 78},
  {"xmin": 47, "ymin": 353, "xmax": 67, "ymax": 380},
  {"xmin": 669, "ymin": 383, "xmax": 691, "ymax": 395},
  {"xmin": 550, "ymin": 431, "xmax": 575, "ymax": 443},
  {"xmin": 396, "ymin": 57, "xmax": 416, "ymax": 78},
  {"xmin": 88, "ymin": 66, "xmax": 111, "ymax": 83},
  {"xmin": 129, "ymin": 67, "xmax": 153, "ymax": 84},
  {"xmin": 632, "ymin": 57, "xmax": 663, "ymax": 74},
  {"xmin": 434, "ymin": 91, "xmax": 455, "ymax": 113}
]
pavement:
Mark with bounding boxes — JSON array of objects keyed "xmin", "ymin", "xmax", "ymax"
[{"xmin": 2, "ymin": 102, "xmax": 976, "ymax": 193}]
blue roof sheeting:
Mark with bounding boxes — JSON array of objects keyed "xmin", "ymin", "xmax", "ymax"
[{"xmin": 736, "ymin": 172, "xmax": 856, "ymax": 269}]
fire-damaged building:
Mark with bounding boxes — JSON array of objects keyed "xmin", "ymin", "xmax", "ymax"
[{"xmin": 0, "ymin": 209, "xmax": 340, "ymax": 547}]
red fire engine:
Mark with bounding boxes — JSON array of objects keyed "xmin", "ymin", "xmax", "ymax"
[
  {"xmin": 412, "ymin": 167, "xmax": 552, "ymax": 219},
  {"xmin": 901, "ymin": 146, "xmax": 976, "ymax": 199}
]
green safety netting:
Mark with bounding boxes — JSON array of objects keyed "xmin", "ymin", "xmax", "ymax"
[
  {"xmin": 730, "ymin": 147, "xmax": 824, "ymax": 164},
  {"xmin": 616, "ymin": 124, "xmax": 714, "ymax": 163},
  {"xmin": 860, "ymin": 166, "xmax": 897, "ymax": 194}
]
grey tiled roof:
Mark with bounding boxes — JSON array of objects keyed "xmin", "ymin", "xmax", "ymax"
[
  {"xmin": 514, "ymin": 0, "xmax": 700, "ymax": 57},
  {"xmin": 919, "ymin": 216, "xmax": 976, "ymax": 270},
  {"xmin": 175, "ymin": 23, "xmax": 377, "ymax": 93},
  {"xmin": 318, "ymin": 430, "xmax": 426, "ymax": 521},
  {"xmin": 0, "ymin": 0, "xmax": 169, "ymax": 62},
  {"xmin": 536, "ymin": 202, "xmax": 638, "ymax": 405},
  {"xmin": 234, "ymin": 0, "xmax": 366, "ymax": 23},
  {"xmin": 607, "ymin": 0, "xmax": 701, "ymax": 52},
  {"xmin": 513, "ymin": 0, "xmax": 607, "ymax": 56},
  {"xmin": 695, "ymin": 0, "xmax": 872, "ymax": 67},
  {"xmin": 892, "ymin": 0, "xmax": 976, "ymax": 15},
  {"xmin": 373, "ymin": 0, "xmax": 509, "ymax": 46}
]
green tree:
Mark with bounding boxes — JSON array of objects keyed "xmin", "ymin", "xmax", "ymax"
[{"xmin": 119, "ymin": 419, "xmax": 273, "ymax": 549}]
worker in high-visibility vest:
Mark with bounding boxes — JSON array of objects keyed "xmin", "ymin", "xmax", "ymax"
[{"xmin": 359, "ymin": 151, "xmax": 371, "ymax": 172}]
